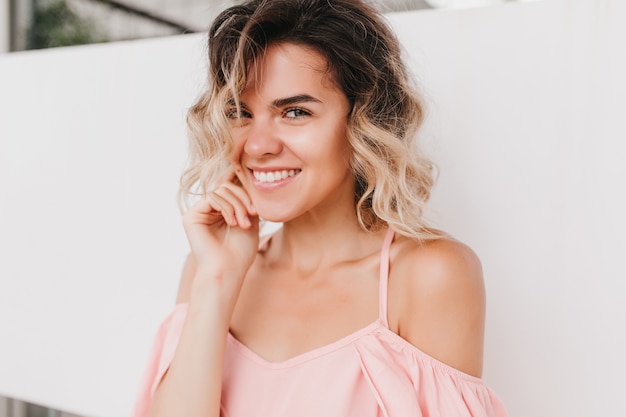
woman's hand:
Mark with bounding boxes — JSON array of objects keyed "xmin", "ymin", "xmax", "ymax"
[
  {"xmin": 148, "ymin": 170, "xmax": 258, "ymax": 417},
  {"xmin": 182, "ymin": 168, "xmax": 259, "ymax": 279}
]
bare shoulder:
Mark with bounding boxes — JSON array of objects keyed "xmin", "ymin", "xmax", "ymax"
[
  {"xmin": 392, "ymin": 234, "xmax": 484, "ymax": 293},
  {"xmin": 388, "ymin": 233, "xmax": 486, "ymax": 377}
]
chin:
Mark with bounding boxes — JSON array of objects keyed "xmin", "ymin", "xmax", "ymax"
[
  {"xmin": 254, "ymin": 203, "xmax": 299, "ymax": 224},
  {"xmin": 258, "ymin": 212, "xmax": 295, "ymax": 224}
]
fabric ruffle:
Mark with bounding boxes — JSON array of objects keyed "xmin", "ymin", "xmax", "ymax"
[
  {"xmin": 355, "ymin": 327, "xmax": 508, "ymax": 417},
  {"xmin": 132, "ymin": 303, "xmax": 188, "ymax": 417},
  {"xmin": 133, "ymin": 305, "xmax": 508, "ymax": 417}
]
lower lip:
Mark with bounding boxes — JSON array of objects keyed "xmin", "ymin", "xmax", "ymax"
[{"xmin": 250, "ymin": 170, "xmax": 300, "ymax": 190}]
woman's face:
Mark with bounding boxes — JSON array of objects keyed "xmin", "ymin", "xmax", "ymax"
[{"xmin": 229, "ymin": 43, "xmax": 354, "ymax": 223}]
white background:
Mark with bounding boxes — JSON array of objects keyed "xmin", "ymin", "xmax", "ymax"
[{"xmin": 1, "ymin": 0, "xmax": 625, "ymax": 416}]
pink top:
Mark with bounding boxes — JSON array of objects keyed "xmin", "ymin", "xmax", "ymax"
[{"xmin": 134, "ymin": 229, "xmax": 508, "ymax": 417}]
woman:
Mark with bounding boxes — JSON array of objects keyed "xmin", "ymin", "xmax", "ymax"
[{"xmin": 134, "ymin": 0, "xmax": 508, "ymax": 416}]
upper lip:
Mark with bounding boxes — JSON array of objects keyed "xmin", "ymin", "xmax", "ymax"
[{"xmin": 247, "ymin": 167, "xmax": 300, "ymax": 173}]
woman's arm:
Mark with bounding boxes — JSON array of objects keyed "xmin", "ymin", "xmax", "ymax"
[
  {"xmin": 148, "ymin": 254, "xmax": 245, "ymax": 417},
  {"xmin": 148, "ymin": 173, "xmax": 259, "ymax": 417}
]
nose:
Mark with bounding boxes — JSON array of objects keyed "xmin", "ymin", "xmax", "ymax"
[{"xmin": 243, "ymin": 117, "xmax": 283, "ymax": 157}]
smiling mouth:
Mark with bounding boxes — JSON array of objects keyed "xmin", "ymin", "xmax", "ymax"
[{"xmin": 252, "ymin": 169, "xmax": 301, "ymax": 183}]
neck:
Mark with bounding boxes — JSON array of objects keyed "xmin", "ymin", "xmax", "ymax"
[{"xmin": 269, "ymin": 205, "xmax": 386, "ymax": 274}]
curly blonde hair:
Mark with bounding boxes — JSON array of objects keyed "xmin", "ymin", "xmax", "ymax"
[{"xmin": 180, "ymin": 0, "xmax": 439, "ymax": 241}]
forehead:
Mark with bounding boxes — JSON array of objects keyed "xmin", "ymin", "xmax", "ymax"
[{"xmin": 242, "ymin": 43, "xmax": 334, "ymax": 96}]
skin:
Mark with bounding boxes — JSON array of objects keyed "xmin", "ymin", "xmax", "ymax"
[{"xmin": 149, "ymin": 43, "xmax": 485, "ymax": 417}]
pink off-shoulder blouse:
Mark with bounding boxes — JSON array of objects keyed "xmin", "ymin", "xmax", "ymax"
[{"xmin": 133, "ymin": 229, "xmax": 508, "ymax": 417}]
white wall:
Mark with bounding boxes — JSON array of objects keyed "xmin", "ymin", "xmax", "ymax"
[
  {"xmin": 0, "ymin": 1, "xmax": 624, "ymax": 416},
  {"xmin": 0, "ymin": 35, "xmax": 201, "ymax": 416}
]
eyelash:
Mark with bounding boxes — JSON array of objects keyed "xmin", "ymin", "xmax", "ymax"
[
  {"xmin": 284, "ymin": 107, "xmax": 311, "ymax": 119},
  {"xmin": 226, "ymin": 107, "xmax": 312, "ymax": 120}
]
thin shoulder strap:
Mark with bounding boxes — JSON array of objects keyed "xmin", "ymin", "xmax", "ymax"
[{"xmin": 379, "ymin": 227, "xmax": 395, "ymax": 328}]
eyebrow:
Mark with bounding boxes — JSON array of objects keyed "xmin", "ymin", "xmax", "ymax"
[
  {"xmin": 271, "ymin": 94, "xmax": 322, "ymax": 108},
  {"xmin": 226, "ymin": 94, "xmax": 322, "ymax": 111}
]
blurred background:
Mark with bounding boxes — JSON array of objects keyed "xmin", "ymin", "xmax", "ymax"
[{"xmin": 0, "ymin": 0, "xmax": 536, "ymax": 53}]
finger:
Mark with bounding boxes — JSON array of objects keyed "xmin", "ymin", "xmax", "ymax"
[
  {"xmin": 213, "ymin": 186, "xmax": 252, "ymax": 228},
  {"xmin": 217, "ymin": 164, "xmax": 238, "ymax": 185},
  {"xmin": 232, "ymin": 165, "xmax": 247, "ymax": 187},
  {"xmin": 205, "ymin": 192, "xmax": 240, "ymax": 226},
  {"xmin": 220, "ymin": 181, "xmax": 256, "ymax": 214},
  {"xmin": 188, "ymin": 192, "xmax": 236, "ymax": 226},
  {"xmin": 214, "ymin": 166, "xmax": 256, "ymax": 213}
]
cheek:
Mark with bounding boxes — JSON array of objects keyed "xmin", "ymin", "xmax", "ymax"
[{"xmin": 329, "ymin": 126, "xmax": 352, "ymax": 161}]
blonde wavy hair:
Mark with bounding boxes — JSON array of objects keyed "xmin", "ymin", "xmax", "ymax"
[{"xmin": 180, "ymin": 0, "xmax": 439, "ymax": 242}]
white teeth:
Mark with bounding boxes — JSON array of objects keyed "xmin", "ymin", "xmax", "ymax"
[{"xmin": 253, "ymin": 169, "xmax": 300, "ymax": 183}]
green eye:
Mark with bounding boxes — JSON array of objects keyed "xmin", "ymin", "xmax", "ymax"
[{"xmin": 285, "ymin": 108, "xmax": 311, "ymax": 118}]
